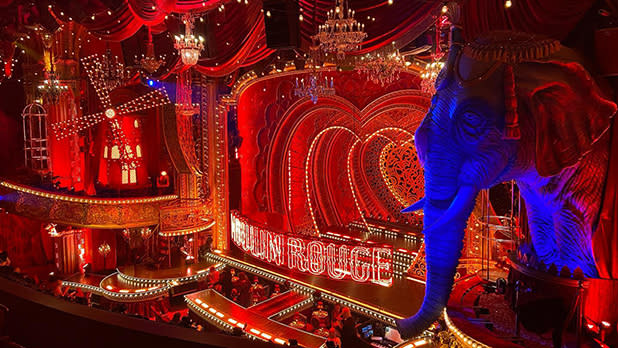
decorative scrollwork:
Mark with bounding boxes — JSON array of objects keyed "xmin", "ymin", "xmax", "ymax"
[
  {"xmin": 407, "ymin": 242, "xmax": 426, "ymax": 279},
  {"xmin": 379, "ymin": 141, "xmax": 424, "ymax": 207}
]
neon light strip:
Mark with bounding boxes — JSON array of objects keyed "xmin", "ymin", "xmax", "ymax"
[
  {"xmin": 186, "ymin": 296, "xmax": 290, "ymax": 345},
  {"xmin": 230, "ymin": 212, "xmax": 393, "ymax": 284},
  {"xmin": 158, "ymin": 219, "xmax": 216, "ymax": 237},
  {"xmin": 305, "ymin": 126, "xmax": 360, "ymax": 236},
  {"xmin": 116, "ymin": 263, "xmax": 225, "ymax": 285},
  {"xmin": 443, "ymin": 308, "xmax": 490, "ymax": 348}
]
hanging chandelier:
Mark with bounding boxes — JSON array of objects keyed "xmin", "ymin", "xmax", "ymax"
[
  {"xmin": 138, "ymin": 28, "xmax": 166, "ymax": 73},
  {"xmin": 37, "ymin": 68, "xmax": 69, "ymax": 102},
  {"xmin": 313, "ymin": 0, "xmax": 367, "ymax": 60},
  {"xmin": 420, "ymin": 9, "xmax": 450, "ymax": 95},
  {"xmin": 174, "ymin": 14, "xmax": 205, "ymax": 66},
  {"xmin": 357, "ymin": 45, "xmax": 407, "ymax": 86},
  {"xmin": 294, "ymin": 72, "xmax": 335, "ymax": 104},
  {"xmin": 420, "ymin": 60, "xmax": 445, "ymax": 94},
  {"xmin": 294, "ymin": 47, "xmax": 336, "ymax": 104},
  {"xmin": 92, "ymin": 49, "xmax": 131, "ymax": 91},
  {"xmin": 97, "ymin": 242, "xmax": 111, "ymax": 257}
]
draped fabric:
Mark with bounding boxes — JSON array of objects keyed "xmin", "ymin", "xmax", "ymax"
[
  {"xmin": 594, "ymin": 117, "xmax": 618, "ymax": 279},
  {"xmin": 84, "ymin": 0, "xmax": 226, "ymax": 40},
  {"xmin": 298, "ymin": 0, "xmax": 441, "ymax": 53},
  {"xmin": 59, "ymin": 0, "xmax": 441, "ymax": 78},
  {"xmin": 462, "ymin": 0, "xmax": 596, "ymax": 41},
  {"xmin": 55, "ymin": 0, "xmax": 273, "ymax": 78}
]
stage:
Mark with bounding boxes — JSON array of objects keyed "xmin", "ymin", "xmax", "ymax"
[{"xmin": 208, "ymin": 248, "xmax": 426, "ymax": 319}]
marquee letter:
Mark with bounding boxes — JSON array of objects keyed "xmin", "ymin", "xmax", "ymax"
[
  {"xmin": 326, "ymin": 244, "xmax": 347, "ymax": 279},
  {"xmin": 267, "ymin": 232, "xmax": 284, "ymax": 266},
  {"xmin": 351, "ymin": 246, "xmax": 371, "ymax": 282},
  {"xmin": 307, "ymin": 241, "xmax": 326, "ymax": 275},
  {"xmin": 372, "ymin": 247, "xmax": 393, "ymax": 287},
  {"xmin": 287, "ymin": 238, "xmax": 307, "ymax": 272}
]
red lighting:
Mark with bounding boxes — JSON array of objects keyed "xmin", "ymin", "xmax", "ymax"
[{"xmin": 231, "ymin": 212, "xmax": 393, "ymax": 286}]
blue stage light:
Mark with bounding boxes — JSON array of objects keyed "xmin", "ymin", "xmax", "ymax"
[{"xmin": 147, "ymin": 80, "xmax": 154, "ymax": 87}]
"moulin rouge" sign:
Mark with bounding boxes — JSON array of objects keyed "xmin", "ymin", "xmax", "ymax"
[{"xmin": 231, "ymin": 211, "xmax": 393, "ymax": 286}]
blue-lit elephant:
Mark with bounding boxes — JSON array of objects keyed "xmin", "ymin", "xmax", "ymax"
[{"xmin": 396, "ymin": 27, "xmax": 617, "ymax": 338}]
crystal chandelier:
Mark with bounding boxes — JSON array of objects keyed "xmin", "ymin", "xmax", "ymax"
[
  {"xmin": 37, "ymin": 68, "xmax": 69, "ymax": 102},
  {"xmin": 357, "ymin": 46, "xmax": 407, "ymax": 86},
  {"xmin": 313, "ymin": 0, "xmax": 367, "ymax": 59},
  {"xmin": 294, "ymin": 47, "xmax": 336, "ymax": 104},
  {"xmin": 174, "ymin": 14, "xmax": 205, "ymax": 66},
  {"xmin": 294, "ymin": 72, "xmax": 335, "ymax": 104},
  {"xmin": 97, "ymin": 242, "xmax": 111, "ymax": 257},
  {"xmin": 138, "ymin": 28, "xmax": 166, "ymax": 73},
  {"xmin": 420, "ymin": 60, "xmax": 444, "ymax": 95},
  {"xmin": 92, "ymin": 49, "xmax": 131, "ymax": 91}
]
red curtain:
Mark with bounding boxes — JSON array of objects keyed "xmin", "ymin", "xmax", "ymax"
[
  {"xmin": 462, "ymin": 0, "xmax": 595, "ymax": 41},
  {"xmin": 298, "ymin": 0, "xmax": 440, "ymax": 53}
]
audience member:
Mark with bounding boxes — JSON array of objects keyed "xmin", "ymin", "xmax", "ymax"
[
  {"xmin": 340, "ymin": 307, "xmax": 358, "ymax": 348},
  {"xmin": 326, "ymin": 327, "xmax": 342, "ymax": 348},
  {"xmin": 270, "ymin": 284, "xmax": 281, "ymax": 298},
  {"xmin": 236, "ymin": 272, "xmax": 251, "ymax": 307},
  {"xmin": 180, "ymin": 315, "xmax": 193, "ymax": 328},
  {"xmin": 249, "ymin": 276, "xmax": 265, "ymax": 305},
  {"xmin": 207, "ymin": 266, "xmax": 219, "ymax": 287},
  {"xmin": 0, "ymin": 251, "xmax": 12, "ymax": 271},
  {"xmin": 217, "ymin": 269, "xmax": 233, "ymax": 297},
  {"xmin": 170, "ymin": 312, "xmax": 182, "ymax": 325}
]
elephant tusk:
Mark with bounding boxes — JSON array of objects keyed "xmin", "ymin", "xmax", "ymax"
[
  {"xmin": 401, "ymin": 198, "xmax": 425, "ymax": 213},
  {"xmin": 425, "ymin": 185, "xmax": 479, "ymax": 234}
]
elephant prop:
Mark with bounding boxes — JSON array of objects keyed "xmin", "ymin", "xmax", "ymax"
[{"xmin": 396, "ymin": 25, "xmax": 617, "ymax": 338}]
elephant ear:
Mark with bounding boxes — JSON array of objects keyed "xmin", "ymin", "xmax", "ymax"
[{"xmin": 525, "ymin": 61, "xmax": 616, "ymax": 177}]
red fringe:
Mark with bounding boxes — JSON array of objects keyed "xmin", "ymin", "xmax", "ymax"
[{"xmin": 504, "ymin": 65, "xmax": 521, "ymax": 139}]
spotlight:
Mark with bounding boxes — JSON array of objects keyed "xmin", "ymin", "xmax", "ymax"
[
  {"xmin": 147, "ymin": 79, "xmax": 154, "ymax": 87},
  {"xmin": 505, "ymin": 0, "xmax": 512, "ymax": 8}
]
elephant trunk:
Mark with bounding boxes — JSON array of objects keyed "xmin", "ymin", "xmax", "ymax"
[{"xmin": 397, "ymin": 185, "xmax": 478, "ymax": 338}]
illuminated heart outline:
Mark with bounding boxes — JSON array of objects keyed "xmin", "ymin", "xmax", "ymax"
[{"xmin": 304, "ymin": 126, "xmax": 415, "ymax": 235}]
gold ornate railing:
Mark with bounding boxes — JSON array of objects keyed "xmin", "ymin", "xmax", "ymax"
[{"xmin": 0, "ymin": 180, "xmax": 177, "ymax": 228}]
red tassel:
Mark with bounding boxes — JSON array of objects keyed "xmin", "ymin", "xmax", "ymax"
[{"xmin": 503, "ymin": 64, "xmax": 520, "ymax": 139}]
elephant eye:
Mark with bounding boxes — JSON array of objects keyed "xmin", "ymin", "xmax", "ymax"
[{"xmin": 454, "ymin": 111, "xmax": 487, "ymax": 144}]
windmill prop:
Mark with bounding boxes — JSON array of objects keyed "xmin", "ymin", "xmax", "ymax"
[{"xmin": 51, "ymin": 53, "xmax": 171, "ymax": 169}]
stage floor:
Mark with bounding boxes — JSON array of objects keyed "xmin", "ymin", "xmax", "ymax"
[{"xmin": 221, "ymin": 248, "xmax": 426, "ymax": 318}]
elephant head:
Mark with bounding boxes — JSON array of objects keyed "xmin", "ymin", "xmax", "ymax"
[{"xmin": 397, "ymin": 27, "xmax": 617, "ymax": 338}]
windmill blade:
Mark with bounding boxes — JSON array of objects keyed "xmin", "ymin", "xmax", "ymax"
[
  {"xmin": 81, "ymin": 55, "xmax": 112, "ymax": 109},
  {"xmin": 115, "ymin": 87, "xmax": 170, "ymax": 116},
  {"xmin": 109, "ymin": 119, "xmax": 139, "ymax": 169},
  {"xmin": 51, "ymin": 111, "xmax": 105, "ymax": 140}
]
